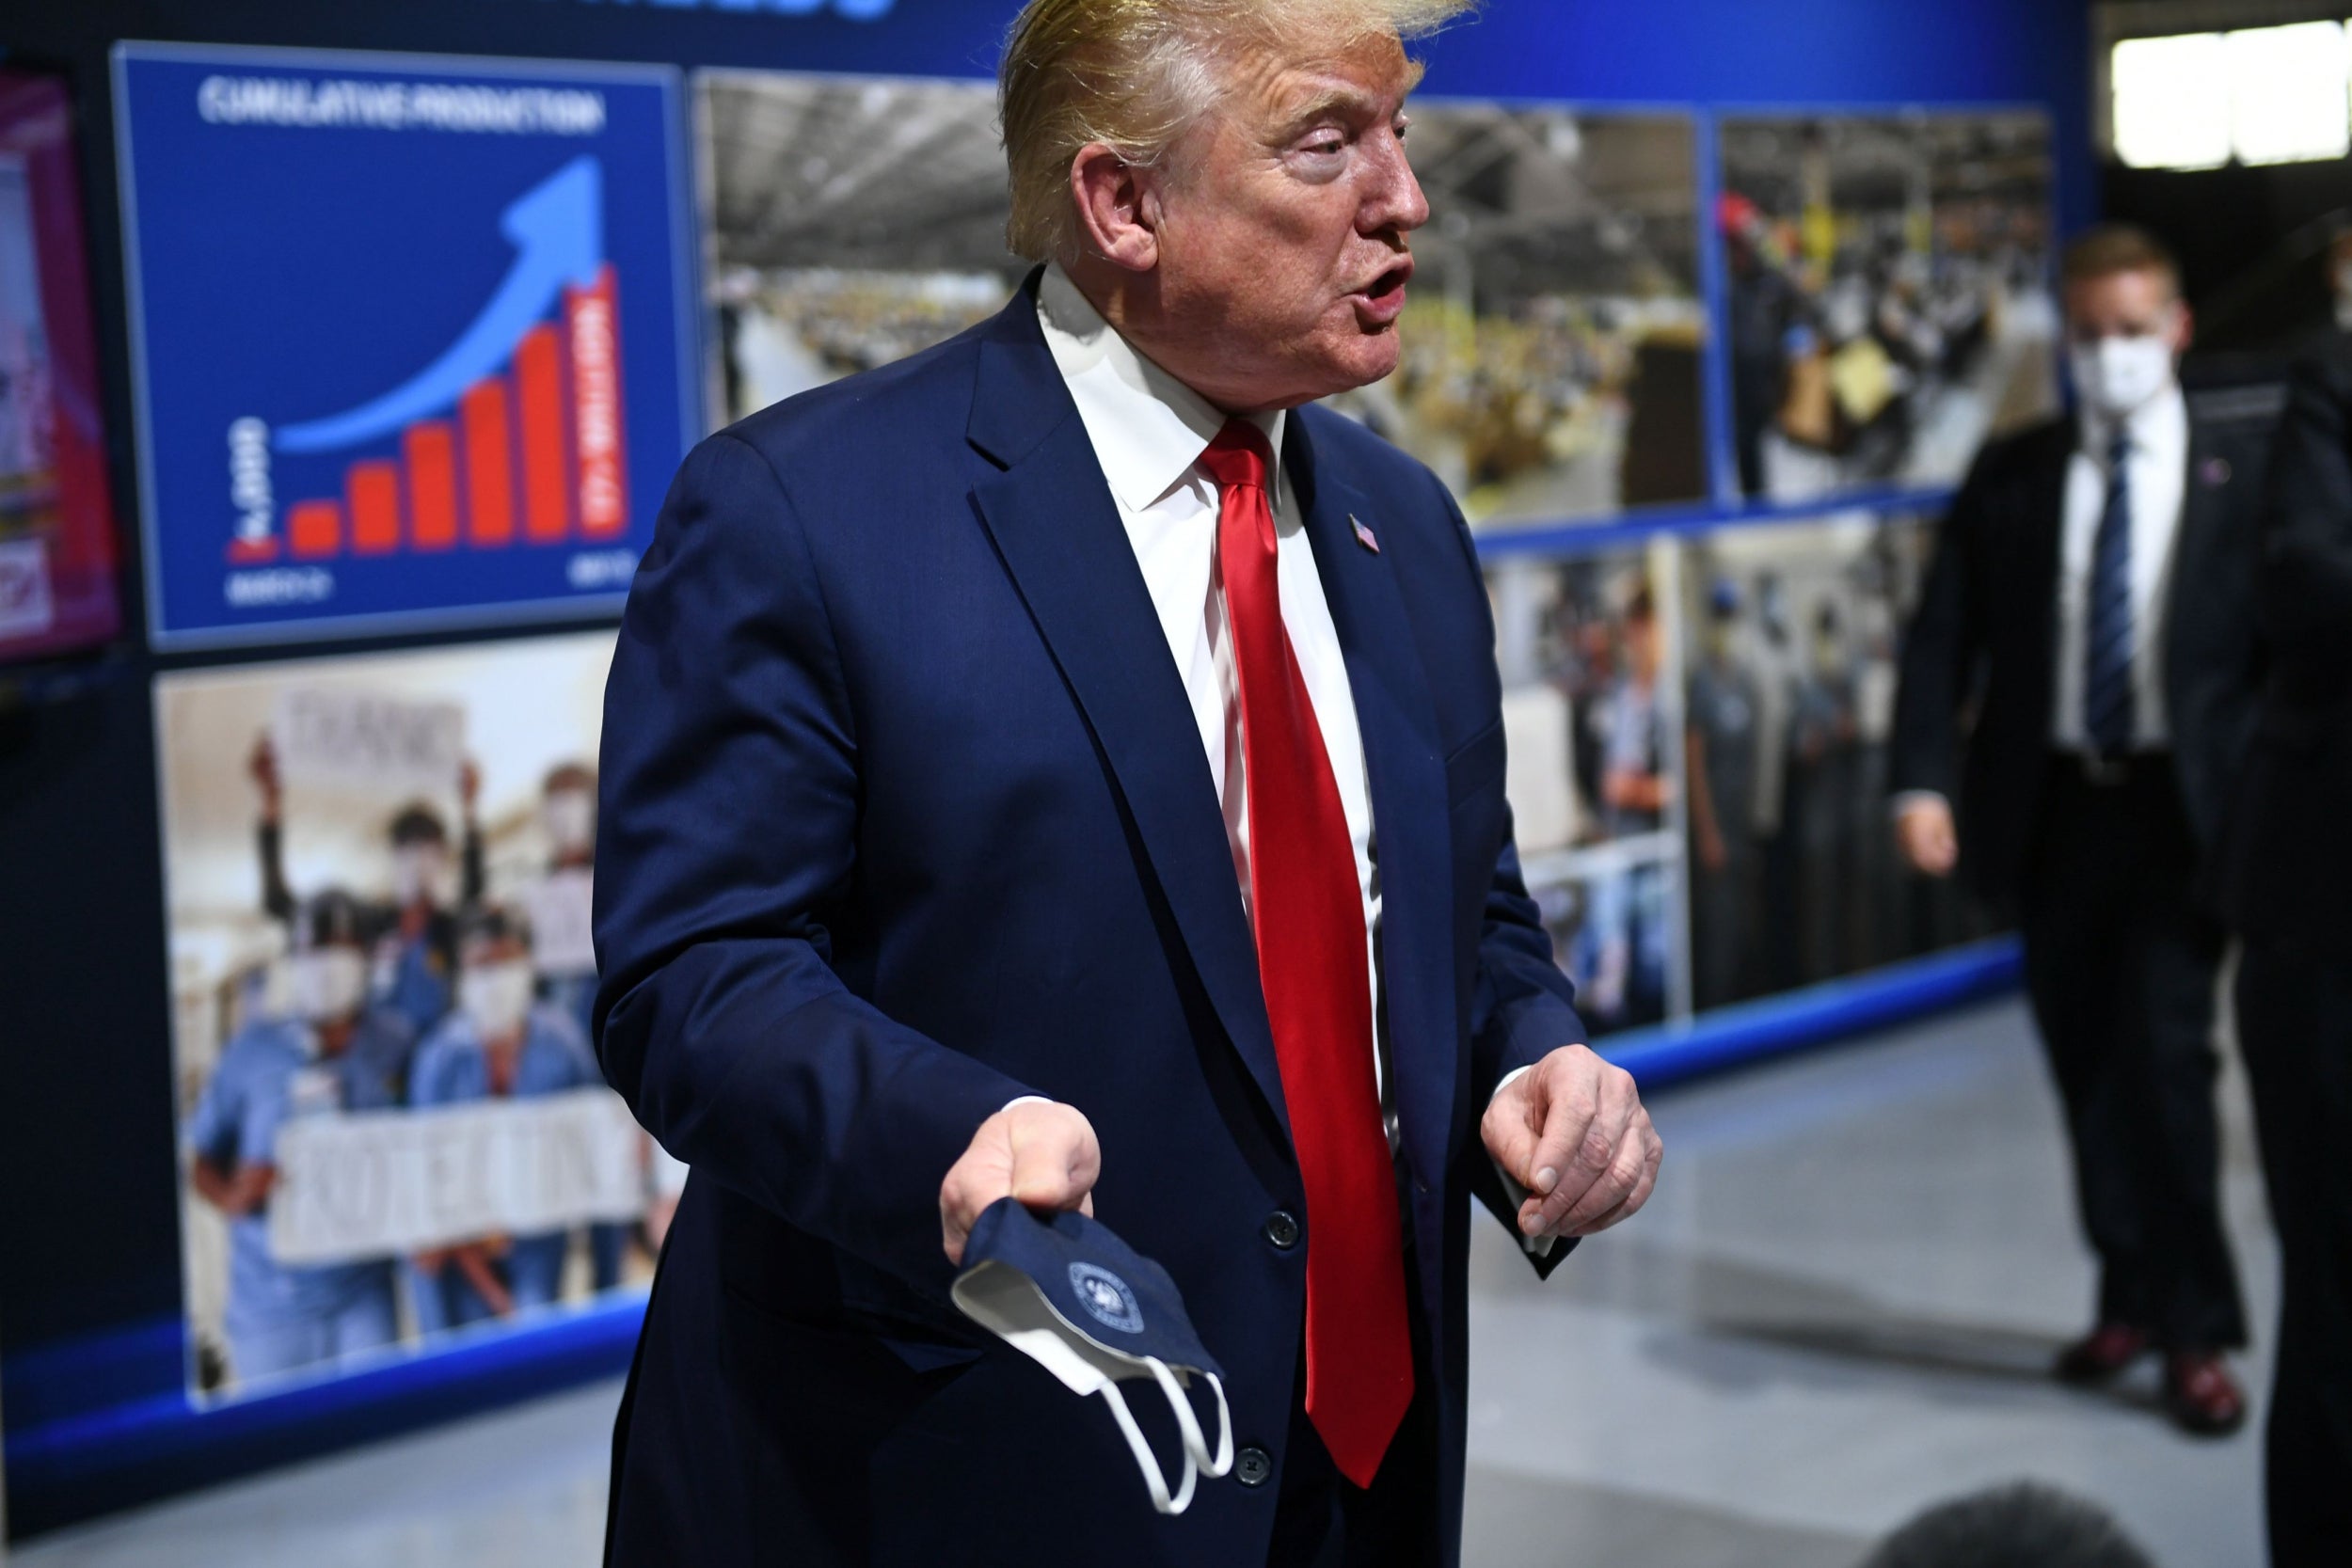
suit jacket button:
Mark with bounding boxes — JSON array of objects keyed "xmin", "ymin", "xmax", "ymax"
[
  {"xmin": 1235, "ymin": 1446, "xmax": 1274, "ymax": 1487},
  {"xmin": 1262, "ymin": 1211, "xmax": 1300, "ymax": 1250}
]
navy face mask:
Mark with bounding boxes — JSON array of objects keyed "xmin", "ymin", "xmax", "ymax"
[{"xmin": 951, "ymin": 1198, "xmax": 1233, "ymax": 1514}]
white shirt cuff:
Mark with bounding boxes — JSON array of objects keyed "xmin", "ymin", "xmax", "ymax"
[
  {"xmin": 1001, "ymin": 1095, "xmax": 1052, "ymax": 1113},
  {"xmin": 1488, "ymin": 1066, "xmax": 1555, "ymax": 1258},
  {"xmin": 1890, "ymin": 789, "xmax": 1947, "ymax": 820}
]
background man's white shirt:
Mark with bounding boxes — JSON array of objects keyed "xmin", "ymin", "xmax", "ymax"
[{"xmin": 1893, "ymin": 380, "xmax": 2188, "ymax": 829}]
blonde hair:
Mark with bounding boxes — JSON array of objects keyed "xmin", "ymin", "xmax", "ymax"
[
  {"xmin": 998, "ymin": 0, "xmax": 1472, "ymax": 262},
  {"xmin": 2061, "ymin": 223, "xmax": 2181, "ymax": 298}
]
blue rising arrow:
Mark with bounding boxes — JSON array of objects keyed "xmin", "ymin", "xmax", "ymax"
[{"xmin": 275, "ymin": 155, "xmax": 604, "ymax": 455}]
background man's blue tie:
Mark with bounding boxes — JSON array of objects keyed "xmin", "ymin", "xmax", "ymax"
[{"xmin": 2084, "ymin": 429, "xmax": 2137, "ymax": 757}]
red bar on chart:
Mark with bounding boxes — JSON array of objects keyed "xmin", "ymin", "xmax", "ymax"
[
  {"xmin": 565, "ymin": 263, "xmax": 628, "ymax": 539},
  {"xmin": 405, "ymin": 421, "xmax": 458, "ymax": 551},
  {"xmin": 348, "ymin": 460, "xmax": 400, "ymax": 556},
  {"xmin": 227, "ymin": 534, "xmax": 280, "ymax": 564},
  {"xmin": 461, "ymin": 377, "xmax": 516, "ymax": 547},
  {"xmin": 288, "ymin": 499, "xmax": 342, "ymax": 560},
  {"xmin": 516, "ymin": 324, "xmax": 571, "ymax": 544}
]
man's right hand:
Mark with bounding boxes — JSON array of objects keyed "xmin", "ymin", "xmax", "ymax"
[
  {"xmin": 940, "ymin": 1100, "xmax": 1101, "ymax": 1266},
  {"xmin": 1896, "ymin": 796, "xmax": 1959, "ymax": 878}
]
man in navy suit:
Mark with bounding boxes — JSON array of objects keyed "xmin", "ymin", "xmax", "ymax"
[{"xmin": 593, "ymin": 2, "xmax": 1661, "ymax": 1562}]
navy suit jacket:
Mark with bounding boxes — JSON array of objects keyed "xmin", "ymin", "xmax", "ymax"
[{"xmin": 593, "ymin": 279, "xmax": 1583, "ymax": 1568}]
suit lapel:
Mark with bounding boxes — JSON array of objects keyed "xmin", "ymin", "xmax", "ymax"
[
  {"xmin": 2167, "ymin": 417, "xmax": 2226, "ymax": 676},
  {"xmin": 962, "ymin": 302, "xmax": 1291, "ymax": 1139},
  {"xmin": 2023, "ymin": 421, "xmax": 2074, "ymax": 697},
  {"xmin": 1285, "ymin": 414, "xmax": 1458, "ymax": 1190}
]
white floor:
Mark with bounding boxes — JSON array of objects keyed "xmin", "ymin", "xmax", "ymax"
[{"xmin": 16, "ymin": 997, "xmax": 2277, "ymax": 1567}]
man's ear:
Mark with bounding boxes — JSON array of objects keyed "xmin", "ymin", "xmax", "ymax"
[
  {"xmin": 1070, "ymin": 143, "xmax": 1159, "ymax": 273},
  {"xmin": 2170, "ymin": 301, "xmax": 2196, "ymax": 356}
]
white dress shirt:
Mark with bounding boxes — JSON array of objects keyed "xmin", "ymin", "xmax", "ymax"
[
  {"xmin": 1035, "ymin": 265, "xmax": 1389, "ymax": 1105},
  {"xmin": 1030, "ymin": 268, "xmax": 1553, "ymax": 1252},
  {"xmin": 2052, "ymin": 385, "xmax": 2185, "ymax": 752}
]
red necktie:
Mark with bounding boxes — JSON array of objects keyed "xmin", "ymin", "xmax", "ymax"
[{"xmin": 1200, "ymin": 420, "xmax": 1412, "ymax": 1488}]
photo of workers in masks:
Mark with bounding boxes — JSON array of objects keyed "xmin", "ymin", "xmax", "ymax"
[
  {"xmin": 158, "ymin": 632, "xmax": 683, "ymax": 1398},
  {"xmin": 1486, "ymin": 543, "xmax": 1688, "ymax": 1035},
  {"xmin": 1719, "ymin": 113, "xmax": 2060, "ymax": 504},
  {"xmin": 700, "ymin": 71, "xmax": 1708, "ymax": 527},
  {"xmin": 1680, "ymin": 516, "xmax": 1989, "ymax": 1010}
]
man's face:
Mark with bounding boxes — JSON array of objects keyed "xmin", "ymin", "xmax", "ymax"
[
  {"xmin": 1627, "ymin": 613, "xmax": 1661, "ymax": 684},
  {"xmin": 1144, "ymin": 33, "xmax": 1428, "ymax": 411},
  {"xmin": 2063, "ymin": 266, "xmax": 2187, "ymax": 420},
  {"xmin": 2062, "ymin": 266, "xmax": 2186, "ymax": 354}
]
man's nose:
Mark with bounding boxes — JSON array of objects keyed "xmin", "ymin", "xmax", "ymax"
[{"xmin": 1365, "ymin": 133, "xmax": 1429, "ymax": 234}]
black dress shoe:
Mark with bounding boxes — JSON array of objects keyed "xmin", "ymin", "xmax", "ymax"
[
  {"xmin": 2054, "ymin": 1323, "xmax": 2152, "ymax": 1386},
  {"xmin": 2164, "ymin": 1352, "xmax": 2248, "ymax": 1437}
]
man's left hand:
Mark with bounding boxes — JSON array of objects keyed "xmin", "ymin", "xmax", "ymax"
[{"xmin": 1481, "ymin": 1044, "xmax": 1661, "ymax": 1243}]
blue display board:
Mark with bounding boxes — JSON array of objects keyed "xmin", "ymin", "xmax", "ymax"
[{"xmin": 113, "ymin": 44, "xmax": 698, "ymax": 648}]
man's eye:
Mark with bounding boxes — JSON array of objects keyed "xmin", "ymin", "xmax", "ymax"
[{"xmin": 1304, "ymin": 136, "xmax": 1344, "ymax": 156}]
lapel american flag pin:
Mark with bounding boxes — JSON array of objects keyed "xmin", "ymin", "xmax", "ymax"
[{"xmin": 1349, "ymin": 513, "xmax": 1380, "ymax": 553}]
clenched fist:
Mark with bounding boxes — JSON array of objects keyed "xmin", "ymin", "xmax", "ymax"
[{"xmin": 940, "ymin": 1100, "xmax": 1102, "ymax": 1266}]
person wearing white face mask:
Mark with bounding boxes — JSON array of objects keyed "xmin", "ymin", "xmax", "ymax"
[
  {"xmin": 404, "ymin": 906, "xmax": 603, "ymax": 1330},
  {"xmin": 185, "ymin": 891, "xmax": 415, "ymax": 1386},
  {"xmin": 526, "ymin": 761, "xmax": 599, "ymax": 1041},
  {"xmin": 1888, "ymin": 225, "xmax": 2273, "ymax": 1436},
  {"xmin": 248, "ymin": 736, "xmax": 486, "ymax": 1038}
]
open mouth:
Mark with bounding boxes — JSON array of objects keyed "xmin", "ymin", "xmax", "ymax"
[{"xmin": 1353, "ymin": 261, "xmax": 1412, "ymax": 325}]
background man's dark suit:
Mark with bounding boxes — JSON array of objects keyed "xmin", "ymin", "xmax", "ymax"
[
  {"xmin": 1889, "ymin": 396, "xmax": 2270, "ymax": 1357},
  {"xmin": 590, "ymin": 283, "xmax": 1583, "ymax": 1568},
  {"xmin": 2216, "ymin": 334, "xmax": 2352, "ymax": 1567}
]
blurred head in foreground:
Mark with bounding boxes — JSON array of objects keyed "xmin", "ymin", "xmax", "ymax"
[{"xmin": 1859, "ymin": 1482, "xmax": 2158, "ymax": 1568}]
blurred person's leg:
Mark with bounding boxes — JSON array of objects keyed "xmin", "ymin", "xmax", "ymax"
[
  {"xmin": 2021, "ymin": 775, "xmax": 2150, "ymax": 1343},
  {"xmin": 446, "ymin": 1273, "xmax": 504, "ymax": 1327},
  {"xmin": 405, "ymin": 1258, "xmax": 453, "ymax": 1336},
  {"xmin": 226, "ymin": 1314, "xmax": 331, "ymax": 1385},
  {"xmin": 1630, "ymin": 861, "xmax": 1669, "ymax": 1023},
  {"xmin": 2026, "ymin": 760, "xmax": 2243, "ymax": 1425},
  {"xmin": 1692, "ymin": 854, "xmax": 1742, "ymax": 1010},
  {"xmin": 1763, "ymin": 809, "xmax": 1804, "ymax": 990},
  {"xmin": 591, "ymin": 1220, "xmax": 629, "ymax": 1291},
  {"xmin": 326, "ymin": 1271, "xmax": 400, "ymax": 1364},
  {"xmin": 506, "ymin": 1233, "xmax": 568, "ymax": 1311},
  {"xmin": 2111, "ymin": 825, "xmax": 2239, "ymax": 1359},
  {"xmin": 2237, "ymin": 938, "xmax": 2352, "ymax": 1566}
]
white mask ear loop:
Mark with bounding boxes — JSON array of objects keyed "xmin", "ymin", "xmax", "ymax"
[
  {"xmin": 1145, "ymin": 1356, "xmax": 1233, "ymax": 1479},
  {"xmin": 1098, "ymin": 1381, "xmax": 1199, "ymax": 1515}
]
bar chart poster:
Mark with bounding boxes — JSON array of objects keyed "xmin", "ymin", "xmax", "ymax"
[{"xmin": 114, "ymin": 44, "xmax": 697, "ymax": 647}]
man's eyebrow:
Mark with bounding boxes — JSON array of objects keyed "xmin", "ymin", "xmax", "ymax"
[{"xmin": 1269, "ymin": 65, "xmax": 1423, "ymax": 139}]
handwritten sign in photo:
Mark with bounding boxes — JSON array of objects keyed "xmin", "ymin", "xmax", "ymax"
[
  {"xmin": 272, "ymin": 687, "xmax": 467, "ymax": 798},
  {"xmin": 269, "ymin": 1088, "xmax": 643, "ymax": 1265}
]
